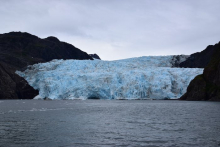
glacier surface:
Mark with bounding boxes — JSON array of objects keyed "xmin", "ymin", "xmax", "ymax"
[{"xmin": 16, "ymin": 56, "xmax": 203, "ymax": 100}]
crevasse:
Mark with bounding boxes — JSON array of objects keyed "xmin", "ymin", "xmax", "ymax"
[{"xmin": 16, "ymin": 56, "xmax": 203, "ymax": 100}]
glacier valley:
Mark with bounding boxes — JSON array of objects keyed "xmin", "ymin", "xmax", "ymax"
[{"xmin": 16, "ymin": 56, "xmax": 203, "ymax": 100}]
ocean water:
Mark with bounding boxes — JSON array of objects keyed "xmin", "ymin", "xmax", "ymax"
[{"xmin": 0, "ymin": 100, "xmax": 219, "ymax": 147}]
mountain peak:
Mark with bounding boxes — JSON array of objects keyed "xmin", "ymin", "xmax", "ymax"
[
  {"xmin": 89, "ymin": 54, "xmax": 101, "ymax": 60},
  {"xmin": 1, "ymin": 31, "xmax": 39, "ymax": 39},
  {"xmin": 45, "ymin": 36, "xmax": 60, "ymax": 42}
]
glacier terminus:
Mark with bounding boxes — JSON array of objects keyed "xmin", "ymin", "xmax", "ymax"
[{"xmin": 16, "ymin": 56, "xmax": 203, "ymax": 100}]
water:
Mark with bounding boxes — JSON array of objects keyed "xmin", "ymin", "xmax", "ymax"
[{"xmin": 0, "ymin": 100, "xmax": 220, "ymax": 147}]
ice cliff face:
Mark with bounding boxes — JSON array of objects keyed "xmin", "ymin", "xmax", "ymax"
[{"xmin": 16, "ymin": 56, "xmax": 203, "ymax": 100}]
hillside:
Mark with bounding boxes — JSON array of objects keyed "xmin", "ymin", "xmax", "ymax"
[
  {"xmin": 0, "ymin": 32, "xmax": 93, "ymax": 99},
  {"xmin": 180, "ymin": 42, "xmax": 220, "ymax": 101},
  {"xmin": 179, "ymin": 45, "xmax": 215, "ymax": 68}
]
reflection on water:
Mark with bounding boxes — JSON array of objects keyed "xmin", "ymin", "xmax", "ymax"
[{"xmin": 0, "ymin": 100, "xmax": 220, "ymax": 147}]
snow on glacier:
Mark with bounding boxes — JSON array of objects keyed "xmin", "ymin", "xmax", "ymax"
[{"xmin": 16, "ymin": 56, "xmax": 203, "ymax": 100}]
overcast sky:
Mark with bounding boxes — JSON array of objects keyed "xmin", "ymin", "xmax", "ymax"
[{"xmin": 0, "ymin": 0, "xmax": 220, "ymax": 60}]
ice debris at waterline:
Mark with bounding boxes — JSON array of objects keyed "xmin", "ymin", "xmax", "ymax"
[{"xmin": 16, "ymin": 56, "xmax": 203, "ymax": 100}]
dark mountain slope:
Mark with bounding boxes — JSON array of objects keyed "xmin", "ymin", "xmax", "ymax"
[
  {"xmin": 0, "ymin": 32, "xmax": 93, "ymax": 99},
  {"xmin": 179, "ymin": 45, "xmax": 215, "ymax": 68},
  {"xmin": 180, "ymin": 42, "xmax": 220, "ymax": 101}
]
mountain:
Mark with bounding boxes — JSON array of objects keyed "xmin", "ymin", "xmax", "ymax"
[
  {"xmin": 179, "ymin": 45, "xmax": 215, "ymax": 68},
  {"xmin": 16, "ymin": 56, "xmax": 202, "ymax": 100},
  {"xmin": 89, "ymin": 54, "xmax": 101, "ymax": 60},
  {"xmin": 180, "ymin": 42, "xmax": 220, "ymax": 101},
  {"xmin": 0, "ymin": 32, "xmax": 93, "ymax": 99}
]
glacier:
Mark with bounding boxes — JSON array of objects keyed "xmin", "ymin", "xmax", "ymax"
[{"xmin": 16, "ymin": 56, "xmax": 203, "ymax": 100}]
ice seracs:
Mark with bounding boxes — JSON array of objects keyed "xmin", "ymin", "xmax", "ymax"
[{"xmin": 16, "ymin": 56, "xmax": 203, "ymax": 100}]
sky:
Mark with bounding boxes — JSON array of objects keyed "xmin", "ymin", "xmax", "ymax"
[{"xmin": 0, "ymin": 0, "xmax": 220, "ymax": 60}]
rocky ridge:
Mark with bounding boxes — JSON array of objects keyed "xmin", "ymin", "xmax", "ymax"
[
  {"xmin": 89, "ymin": 54, "xmax": 101, "ymax": 60},
  {"xmin": 180, "ymin": 42, "xmax": 220, "ymax": 101},
  {"xmin": 179, "ymin": 45, "xmax": 215, "ymax": 68}
]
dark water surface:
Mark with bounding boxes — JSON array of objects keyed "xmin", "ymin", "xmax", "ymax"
[{"xmin": 0, "ymin": 100, "xmax": 220, "ymax": 147}]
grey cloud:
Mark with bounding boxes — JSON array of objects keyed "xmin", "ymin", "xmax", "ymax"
[{"xmin": 0, "ymin": 0, "xmax": 220, "ymax": 60}]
